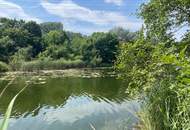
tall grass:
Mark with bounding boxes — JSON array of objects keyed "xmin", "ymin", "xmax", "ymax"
[
  {"xmin": 12, "ymin": 59, "xmax": 85, "ymax": 71},
  {"xmin": 137, "ymin": 108, "xmax": 156, "ymax": 130}
]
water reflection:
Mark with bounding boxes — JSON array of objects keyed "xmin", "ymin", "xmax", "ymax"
[{"xmin": 0, "ymin": 77, "xmax": 139, "ymax": 130}]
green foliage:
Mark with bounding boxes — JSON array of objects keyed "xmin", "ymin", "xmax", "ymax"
[
  {"xmin": 115, "ymin": 1, "xmax": 190, "ymax": 129},
  {"xmin": 115, "ymin": 30, "xmax": 154, "ymax": 96},
  {"xmin": 157, "ymin": 47, "xmax": 190, "ymax": 129},
  {"xmin": 109, "ymin": 27, "xmax": 137, "ymax": 42},
  {"xmin": 0, "ymin": 18, "xmax": 43, "ymax": 59},
  {"xmin": 39, "ymin": 30, "xmax": 71, "ymax": 60},
  {"xmin": 20, "ymin": 59, "xmax": 85, "ymax": 71},
  {"xmin": 83, "ymin": 32, "xmax": 119, "ymax": 65},
  {"xmin": 0, "ymin": 62, "xmax": 9, "ymax": 72},
  {"xmin": 94, "ymin": 33, "xmax": 119, "ymax": 64},
  {"xmin": 9, "ymin": 46, "xmax": 33, "ymax": 70},
  {"xmin": 23, "ymin": 21, "xmax": 42, "ymax": 37},
  {"xmin": 116, "ymin": 31, "xmax": 190, "ymax": 129},
  {"xmin": 69, "ymin": 34, "xmax": 87, "ymax": 56},
  {"xmin": 82, "ymin": 43, "xmax": 102, "ymax": 67},
  {"xmin": 0, "ymin": 37, "xmax": 14, "ymax": 62},
  {"xmin": 0, "ymin": 18, "xmax": 129, "ymax": 71},
  {"xmin": 140, "ymin": 0, "xmax": 190, "ymax": 42},
  {"xmin": 42, "ymin": 30, "xmax": 69, "ymax": 46},
  {"xmin": 0, "ymin": 18, "xmax": 25, "ymax": 29},
  {"xmin": 116, "ymin": 23, "xmax": 190, "ymax": 130},
  {"xmin": 2, "ymin": 28, "xmax": 30, "ymax": 48},
  {"xmin": 39, "ymin": 45, "xmax": 71, "ymax": 60},
  {"xmin": 40, "ymin": 22, "xmax": 63, "ymax": 34},
  {"xmin": 66, "ymin": 31, "xmax": 83, "ymax": 40}
]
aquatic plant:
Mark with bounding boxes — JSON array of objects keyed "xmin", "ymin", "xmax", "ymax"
[{"xmin": 0, "ymin": 78, "xmax": 28, "ymax": 130}]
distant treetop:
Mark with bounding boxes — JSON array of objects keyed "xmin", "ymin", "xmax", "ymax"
[{"xmin": 40, "ymin": 22, "xmax": 63, "ymax": 35}]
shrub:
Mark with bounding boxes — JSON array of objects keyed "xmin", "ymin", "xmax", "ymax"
[
  {"xmin": 115, "ymin": 34, "xmax": 190, "ymax": 129},
  {"xmin": 0, "ymin": 61, "xmax": 9, "ymax": 72}
]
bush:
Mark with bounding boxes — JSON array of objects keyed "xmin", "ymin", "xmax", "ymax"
[
  {"xmin": 115, "ymin": 33, "xmax": 190, "ymax": 129},
  {"xmin": 0, "ymin": 61, "xmax": 9, "ymax": 72}
]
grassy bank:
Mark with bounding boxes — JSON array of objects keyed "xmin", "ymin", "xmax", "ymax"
[
  {"xmin": 16, "ymin": 59, "xmax": 85, "ymax": 71},
  {"xmin": 0, "ymin": 68, "xmax": 115, "ymax": 79},
  {"xmin": 0, "ymin": 59, "xmax": 113, "ymax": 72}
]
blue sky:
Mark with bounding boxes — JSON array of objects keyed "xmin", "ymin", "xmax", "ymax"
[{"xmin": 0, "ymin": 0, "xmax": 147, "ymax": 34}]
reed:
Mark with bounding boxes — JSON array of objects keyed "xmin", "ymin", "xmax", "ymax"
[
  {"xmin": 18, "ymin": 59, "xmax": 85, "ymax": 71},
  {"xmin": 0, "ymin": 78, "xmax": 28, "ymax": 130}
]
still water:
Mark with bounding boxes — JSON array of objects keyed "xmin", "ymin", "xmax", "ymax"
[{"xmin": 0, "ymin": 70, "xmax": 139, "ymax": 130}]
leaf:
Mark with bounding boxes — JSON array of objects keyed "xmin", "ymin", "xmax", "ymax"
[
  {"xmin": 179, "ymin": 45, "xmax": 187, "ymax": 59},
  {"xmin": 161, "ymin": 54, "xmax": 176, "ymax": 64},
  {"xmin": 181, "ymin": 78, "xmax": 190, "ymax": 85}
]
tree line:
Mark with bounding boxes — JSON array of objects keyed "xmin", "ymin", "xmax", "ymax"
[{"xmin": 0, "ymin": 18, "xmax": 137, "ymax": 71}]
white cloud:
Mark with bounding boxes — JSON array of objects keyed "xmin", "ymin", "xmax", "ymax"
[
  {"xmin": 0, "ymin": 0, "xmax": 41, "ymax": 22},
  {"xmin": 63, "ymin": 21, "xmax": 110, "ymax": 35},
  {"xmin": 41, "ymin": 0, "xmax": 142, "ymax": 33},
  {"xmin": 41, "ymin": 0, "xmax": 125, "ymax": 25},
  {"xmin": 104, "ymin": 0, "xmax": 124, "ymax": 6}
]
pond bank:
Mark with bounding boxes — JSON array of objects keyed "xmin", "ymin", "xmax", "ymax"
[{"xmin": 0, "ymin": 68, "xmax": 116, "ymax": 79}]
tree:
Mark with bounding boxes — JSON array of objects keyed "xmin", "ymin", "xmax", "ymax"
[
  {"xmin": 2, "ymin": 28, "xmax": 30, "ymax": 50},
  {"xmin": 140, "ymin": 0, "xmax": 190, "ymax": 42},
  {"xmin": 39, "ymin": 45, "xmax": 70, "ymax": 60},
  {"xmin": 0, "ymin": 17, "xmax": 25, "ymax": 29},
  {"xmin": 82, "ymin": 43, "xmax": 102, "ymax": 67},
  {"xmin": 40, "ymin": 30, "xmax": 70, "ymax": 60},
  {"xmin": 23, "ymin": 21, "xmax": 42, "ymax": 37},
  {"xmin": 69, "ymin": 33, "xmax": 87, "ymax": 56},
  {"xmin": 92, "ymin": 32, "xmax": 119, "ymax": 64},
  {"xmin": 40, "ymin": 22, "xmax": 63, "ymax": 34},
  {"xmin": 23, "ymin": 21, "xmax": 43, "ymax": 57},
  {"xmin": 42, "ymin": 30, "xmax": 68, "ymax": 46},
  {"xmin": 109, "ymin": 27, "xmax": 137, "ymax": 42},
  {"xmin": 82, "ymin": 32, "xmax": 119, "ymax": 66},
  {"xmin": 66, "ymin": 31, "xmax": 83, "ymax": 40},
  {"xmin": 0, "ymin": 17, "xmax": 120, "ymax": 69},
  {"xmin": 0, "ymin": 37, "xmax": 14, "ymax": 62},
  {"xmin": 10, "ymin": 46, "xmax": 33, "ymax": 70}
]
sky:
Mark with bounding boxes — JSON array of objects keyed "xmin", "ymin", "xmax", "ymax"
[{"xmin": 0, "ymin": 0, "xmax": 147, "ymax": 34}]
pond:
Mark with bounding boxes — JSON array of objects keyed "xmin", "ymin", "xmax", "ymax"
[{"xmin": 0, "ymin": 69, "xmax": 139, "ymax": 130}]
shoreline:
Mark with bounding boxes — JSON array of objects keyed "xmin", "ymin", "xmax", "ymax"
[{"xmin": 0, "ymin": 67, "xmax": 116, "ymax": 78}]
